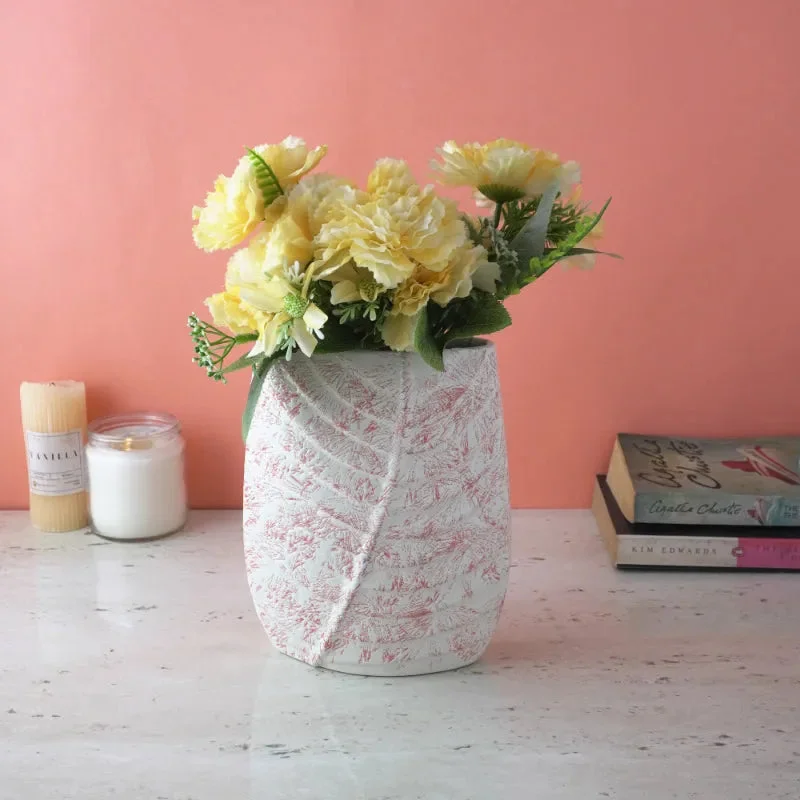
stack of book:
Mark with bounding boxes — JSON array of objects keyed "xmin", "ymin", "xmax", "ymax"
[{"xmin": 593, "ymin": 434, "xmax": 800, "ymax": 570}]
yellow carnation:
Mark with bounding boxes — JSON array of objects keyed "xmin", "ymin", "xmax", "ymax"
[
  {"xmin": 191, "ymin": 136, "xmax": 327, "ymax": 253},
  {"xmin": 379, "ymin": 243, "xmax": 499, "ymax": 352},
  {"xmin": 380, "ymin": 312, "xmax": 417, "ymax": 352},
  {"xmin": 316, "ymin": 163, "xmax": 467, "ymax": 289},
  {"xmin": 263, "ymin": 175, "xmax": 362, "ymax": 275},
  {"xmin": 204, "ymin": 290, "xmax": 268, "ymax": 336},
  {"xmin": 205, "ymin": 235, "xmax": 274, "ymax": 335},
  {"xmin": 226, "ymin": 231, "xmax": 270, "ymax": 288},
  {"xmin": 290, "ymin": 174, "xmax": 363, "ymax": 232},
  {"xmin": 250, "ymin": 136, "xmax": 328, "ymax": 191},
  {"xmin": 263, "ymin": 213, "xmax": 314, "ymax": 276},
  {"xmin": 192, "ymin": 171, "xmax": 263, "ymax": 252},
  {"xmin": 389, "ymin": 243, "xmax": 489, "ymax": 317},
  {"xmin": 429, "ymin": 243, "xmax": 490, "ymax": 306},
  {"xmin": 431, "ymin": 139, "xmax": 580, "ymax": 203},
  {"xmin": 367, "ymin": 158, "xmax": 417, "ymax": 197}
]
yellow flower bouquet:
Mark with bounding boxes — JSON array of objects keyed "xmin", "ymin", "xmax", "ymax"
[{"xmin": 189, "ymin": 136, "xmax": 616, "ymax": 438}]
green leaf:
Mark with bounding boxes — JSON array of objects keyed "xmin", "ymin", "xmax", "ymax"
[
  {"xmin": 442, "ymin": 295, "xmax": 511, "ymax": 346},
  {"xmin": 510, "ymin": 181, "xmax": 559, "ymax": 265},
  {"xmin": 314, "ymin": 321, "xmax": 365, "ymax": 354},
  {"xmin": 246, "ymin": 148, "xmax": 284, "ymax": 208},
  {"xmin": 241, "ymin": 357, "xmax": 276, "ymax": 443},
  {"xmin": 524, "ymin": 197, "xmax": 617, "ymax": 283},
  {"xmin": 556, "ymin": 247, "xmax": 622, "ymax": 260},
  {"xmin": 578, "ymin": 197, "xmax": 612, "ymax": 242},
  {"xmin": 220, "ymin": 350, "xmax": 262, "ymax": 375},
  {"xmin": 413, "ymin": 305, "xmax": 445, "ymax": 372}
]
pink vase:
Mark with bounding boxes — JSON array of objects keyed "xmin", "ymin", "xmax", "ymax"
[{"xmin": 243, "ymin": 342, "xmax": 511, "ymax": 676}]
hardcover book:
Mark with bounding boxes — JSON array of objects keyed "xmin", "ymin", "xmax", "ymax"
[
  {"xmin": 606, "ymin": 434, "xmax": 800, "ymax": 526},
  {"xmin": 592, "ymin": 476, "xmax": 800, "ymax": 570}
]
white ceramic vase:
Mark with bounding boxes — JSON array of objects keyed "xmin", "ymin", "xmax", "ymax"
[{"xmin": 243, "ymin": 342, "xmax": 511, "ymax": 676}]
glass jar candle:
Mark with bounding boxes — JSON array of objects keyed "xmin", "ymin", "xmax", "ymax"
[{"xmin": 86, "ymin": 413, "xmax": 187, "ymax": 541}]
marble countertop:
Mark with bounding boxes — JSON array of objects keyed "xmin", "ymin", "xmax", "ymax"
[{"xmin": 1, "ymin": 510, "xmax": 798, "ymax": 800}]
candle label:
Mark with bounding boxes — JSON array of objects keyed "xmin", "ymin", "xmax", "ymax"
[{"xmin": 25, "ymin": 430, "xmax": 86, "ymax": 496}]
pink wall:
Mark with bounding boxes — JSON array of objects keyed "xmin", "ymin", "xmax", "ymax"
[{"xmin": 3, "ymin": 0, "xmax": 799, "ymax": 510}]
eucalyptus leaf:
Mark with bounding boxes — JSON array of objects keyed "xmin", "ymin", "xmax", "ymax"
[
  {"xmin": 510, "ymin": 181, "xmax": 559, "ymax": 266},
  {"xmin": 414, "ymin": 305, "xmax": 445, "ymax": 372}
]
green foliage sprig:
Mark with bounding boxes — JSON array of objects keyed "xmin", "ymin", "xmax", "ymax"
[{"xmin": 188, "ymin": 314, "xmax": 257, "ymax": 382}]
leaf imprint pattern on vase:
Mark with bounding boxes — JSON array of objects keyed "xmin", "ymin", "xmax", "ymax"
[{"xmin": 243, "ymin": 343, "xmax": 511, "ymax": 676}]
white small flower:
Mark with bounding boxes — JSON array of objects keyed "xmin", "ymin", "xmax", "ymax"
[{"xmin": 282, "ymin": 259, "xmax": 305, "ymax": 287}]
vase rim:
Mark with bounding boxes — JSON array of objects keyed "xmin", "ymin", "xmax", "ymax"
[{"xmin": 313, "ymin": 339, "xmax": 495, "ymax": 360}]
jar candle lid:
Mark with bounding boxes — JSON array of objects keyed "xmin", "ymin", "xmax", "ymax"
[{"xmin": 88, "ymin": 412, "xmax": 180, "ymax": 451}]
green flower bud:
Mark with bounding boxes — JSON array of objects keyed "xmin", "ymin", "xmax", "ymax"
[{"xmin": 283, "ymin": 293, "xmax": 310, "ymax": 319}]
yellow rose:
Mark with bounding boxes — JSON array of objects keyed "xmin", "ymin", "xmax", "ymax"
[
  {"xmin": 316, "ymin": 163, "xmax": 467, "ymax": 289},
  {"xmin": 192, "ymin": 136, "xmax": 327, "ymax": 253},
  {"xmin": 431, "ymin": 139, "xmax": 580, "ymax": 203}
]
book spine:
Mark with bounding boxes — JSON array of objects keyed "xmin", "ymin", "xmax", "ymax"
[
  {"xmin": 616, "ymin": 535, "xmax": 800, "ymax": 569},
  {"xmin": 633, "ymin": 491, "xmax": 800, "ymax": 527}
]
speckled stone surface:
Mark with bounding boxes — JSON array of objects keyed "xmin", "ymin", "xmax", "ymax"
[{"xmin": 1, "ymin": 510, "xmax": 798, "ymax": 799}]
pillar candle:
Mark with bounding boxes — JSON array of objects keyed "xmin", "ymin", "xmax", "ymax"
[{"xmin": 20, "ymin": 381, "xmax": 89, "ymax": 532}]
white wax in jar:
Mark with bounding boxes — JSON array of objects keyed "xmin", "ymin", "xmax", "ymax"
[{"xmin": 86, "ymin": 434, "xmax": 187, "ymax": 540}]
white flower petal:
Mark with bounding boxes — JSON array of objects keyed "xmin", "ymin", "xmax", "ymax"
[
  {"xmin": 261, "ymin": 312, "xmax": 289, "ymax": 355},
  {"xmin": 248, "ymin": 339, "xmax": 265, "ymax": 358},
  {"xmin": 330, "ymin": 280, "xmax": 360, "ymax": 305},
  {"xmin": 239, "ymin": 276, "xmax": 293, "ymax": 314},
  {"xmin": 292, "ymin": 320, "xmax": 318, "ymax": 357},
  {"xmin": 472, "ymin": 259, "xmax": 501, "ymax": 293},
  {"xmin": 302, "ymin": 303, "xmax": 327, "ymax": 331}
]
